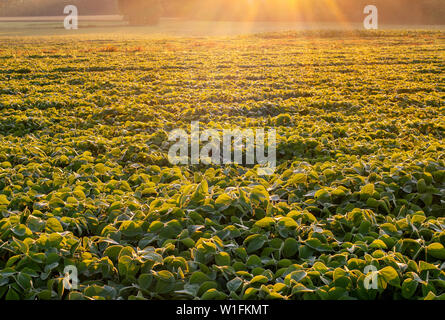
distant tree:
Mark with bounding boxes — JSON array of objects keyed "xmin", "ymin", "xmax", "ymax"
[{"xmin": 118, "ymin": 0, "xmax": 162, "ymax": 25}]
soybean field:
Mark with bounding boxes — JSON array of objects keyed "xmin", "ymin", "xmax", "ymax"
[{"xmin": 0, "ymin": 30, "xmax": 444, "ymax": 300}]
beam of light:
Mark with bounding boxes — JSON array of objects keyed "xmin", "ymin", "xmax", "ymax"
[
  {"xmin": 173, "ymin": 0, "xmax": 357, "ymax": 36},
  {"xmin": 321, "ymin": 0, "xmax": 353, "ymax": 29}
]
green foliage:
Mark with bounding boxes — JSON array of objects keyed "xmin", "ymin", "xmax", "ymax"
[{"xmin": 0, "ymin": 31, "xmax": 443, "ymax": 301}]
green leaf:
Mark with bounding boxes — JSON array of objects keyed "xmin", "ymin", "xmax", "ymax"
[
  {"xmin": 314, "ymin": 189, "xmax": 330, "ymax": 201},
  {"xmin": 287, "ymin": 270, "xmax": 307, "ymax": 283},
  {"xmin": 370, "ymin": 239, "xmax": 387, "ymax": 249},
  {"xmin": 12, "ymin": 224, "xmax": 29, "ymax": 237},
  {"xmin": 282, "ymin": 238, "xmax": 298, "ymax": 258},
  {"xmin": 246, "ymin": 255, "xmax": 262, "ymax": 268},
  {"xmin": 94, "ymin": 163, "xmax": 107, "ymax": 174},
  {"xmin": 277, "ymin": 217, "xmax": 298, "ymax": 229},
  {"xmin": 48, "ymin": 197, "xmax": 65, "ymax": 209},
  {"xmin": 333, "ymin": 268, "xmax": 351, "ymax": 288},
  {"xmin": 38, "ymin": 290, "xmax": 54, "ymax": 300},
  {"xmin": 5, "ymin": 288, "xmax": 20, "ymax": 300},
  {"xmin": 198, "ymin": 281, "xmax": 218, "ymax": 297},
  {"xmin": 215, "ymin": 193, "xmax": 232, "ymax": 210},
  {"xmin": 417, "ymin": 179, "xmax": 427, "ymax": 193},
  {"xmin": 181, "ymin": 238, "xmax": 195, "ymax": 248},
  {"xmin": 0, "ymin": 194, "xmax": 10, "ymax": 206},
  {"xmin": 419, "ymin": 261, "xmax": 438, "ymax": 273},
  {"xmin": 201, "ymin": 288, "xmax": 225, "ymax": 300},
  {"xmin": 190, "ymin": 271, "xmax": 210, "ymax": 285},
  {"xmin": 120, "ymin": 221, "xmax": 142, "ymax": 237},
  {"xmin": 328, "ymin": 286, "xmax": 347, "ymax": 300},
  {"xmin": 379, "ymin": 266, "xmax": 400, "ymax": 287},
  {"xmin": 118, "ymin": 255, "xmax": 135, "ymax": 277},
  {"xmin": 250, "ymin": 275, "xmax": 268, "ymax": 286},
  {"xmin": 159, "ymin": 220, "xmax": 183, "ymax": 239},
  {"xmin": 313, "ymin": 262, "xmax": 329, "ymax": 273},
  {"xmin": 402, "ymin": 278, "xmax": 418, "ymax": 299},
  {"xmin": 215, "ymin": 252, "xmax": 231, "ymax": 266},
  {"xmin": 360, "ymin": 184, "xmax": 375, "ymax": 200},
  {"xmin": 45, "ymin": 218, "xmax": 63, "ymax": 233},
  {"xmin": 191, "ymin": 180, "xmax": 209, "ymax": 203},
  {"xmin": 17, "ymin": 272, "xmax": 32, "ymax": 290},
  {"xmin": 243, "ymin": 287, "xmax": 258, "ymax": 299},
  {"xmin": 12, "ymin": 237, "xmax": 28, "ymax": 254},
  {"xmin": 245, "ymin": 234, "xmax": 267, "ymax": 254},
  {"xmin": 427, "ymin": 243, "xmax": 445, "ymax": 260},
  {"xmin": 154, "ymin": 270, "xmax": 176, "ymax": 294},
  {"xmin": 380, "ymin": 223, "xmax": 398, "ymax": 236},
  {"xmin": 292, "ymin": 283, "xmax": 314, "ymax": 294},
  {"xmin": 305, "ymin": 238, "xmax": 331, "ymax": 252},
  {"xmin": 227, "ymin": 277, "xmax": 243, "ymax": 292},
  {"xmin": 103, "ymin": 245, "xmax": 123, "ymax": 261},
  {"xmin": 250, "ymin": 185, "xmax": 269, "ymax": 204},
  {"xmin": 288, "ymin": 173, "xmax": 307, "ymax": 185},
  {"xmin": 138, "ymin": 274, "xmax": 153, "ymax": 290},
  {"xmin": 254, "ymin": 217, "xmax": 275, "ymax": 228}
]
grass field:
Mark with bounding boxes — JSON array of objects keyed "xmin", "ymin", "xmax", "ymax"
[{"xmin": 0, "ymin": 28, "xmax": 444, "ymax": 300}]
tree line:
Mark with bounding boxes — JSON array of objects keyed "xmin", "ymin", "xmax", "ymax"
[{"xmin": 1, "ymin": 0, "xmax": 443, "ymax": 25}]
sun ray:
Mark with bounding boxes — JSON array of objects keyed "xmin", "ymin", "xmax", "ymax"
[{"xmin": 321, "ymin": 0, "xmax": 353, "ymax": 29}]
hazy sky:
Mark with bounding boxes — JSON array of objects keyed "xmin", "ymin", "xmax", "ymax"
[{"xmin": 0, "ymin": 0, "xmax": 443, "ymax": 25}]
